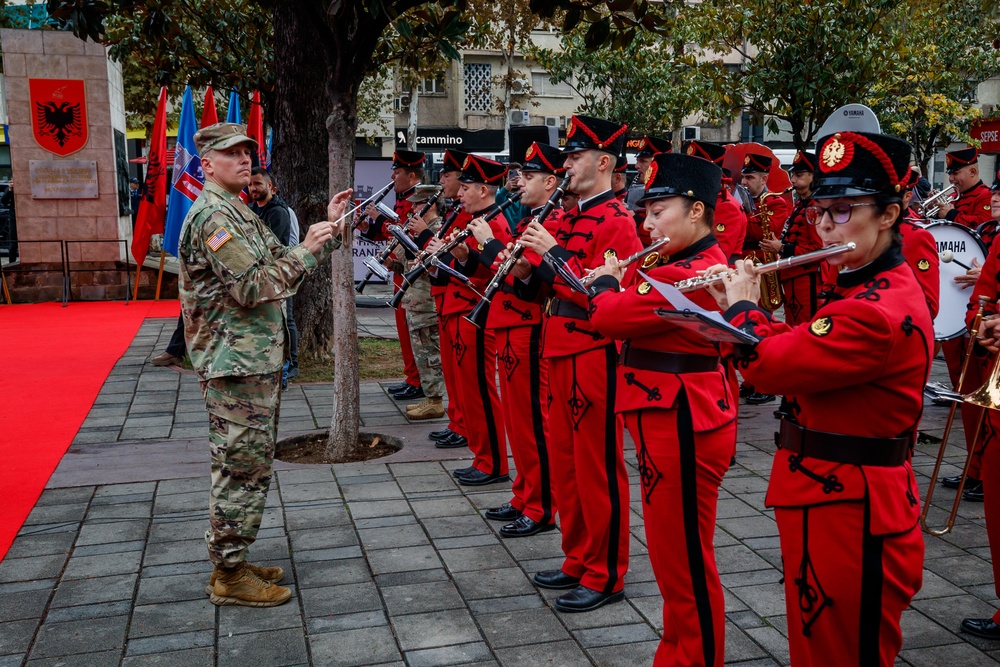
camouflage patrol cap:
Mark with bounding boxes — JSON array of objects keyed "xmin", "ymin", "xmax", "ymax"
[
  {"xmin": 407, "ymin": 185, "xmax": 442, "ymax": 203},
  {"xmin": 194, "ymin": 122, "xmax": 258, "ymax": 155}
]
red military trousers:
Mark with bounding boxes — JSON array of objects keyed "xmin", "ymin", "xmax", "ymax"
[
  {"xmin": 437, "ymin": 308, "xmax": 466, "ymax": 438},
  {"xmin": 547, "ymin": 345, "xmax": 629, "ymax": 593},
  {"xmin": 394, "ymin": 272, "xmax": 420, "ymax": 387}
]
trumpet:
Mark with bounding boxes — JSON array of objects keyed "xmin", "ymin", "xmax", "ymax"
[
  {"xmin": 673, "ymin": 243, "xmax": 856, "ymax": 293},
  {"xmin": 919, "ymin": 185, "xmax": 956, "ymax": 218}
]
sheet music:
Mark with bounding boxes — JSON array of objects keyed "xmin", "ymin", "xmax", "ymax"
[{"xmin": 640, "ymin": 271, "xmax": 760, "ymax": 345}]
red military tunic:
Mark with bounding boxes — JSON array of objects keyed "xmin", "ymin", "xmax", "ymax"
[
  {"xmin": 743, "ymin": 190, "xmax": 791, "ymax": 260},
  {"xmin": 589, "ymin": 234, "xmax": 736, "ymax": 667},
  {"xmin": 519, "ymin": 190, "xmax": 642, "ymax": 594},
  {"xmin": 940, "ymin": 181, "xmax": 992, "ymax": 229},
  {"xmin": 713, "ymin": 187, "xmax": 748, "ymax": 263},
  {"xmin": 431, "ymin": 205, "xmax": 508, "ymax": 478},
  {"xmin": 777, "ymin": 198, "xmax": 824, "ymax": 325},
  {"xmin": 725, "ymin": 244, "xmax": 931, "ymax": 667},
  {"xmin": 470, "ymin": 209, "xmax": 561, "ymax": 525},
  {"xmin": 899, "ymin": 218, "xmax": 940, "ymax": 320}
]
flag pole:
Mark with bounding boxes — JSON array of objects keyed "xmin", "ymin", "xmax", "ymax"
[
  {"xmin": 154, "ymin": 248, "xmax": 166, "ymax": 300},
  {"xmin": 0, "ymin": 263, "xmax": 10, "ymax": 304},
  {"xmin": 132, "ymin": 264, "xmax": 142, "ymax": 301}
]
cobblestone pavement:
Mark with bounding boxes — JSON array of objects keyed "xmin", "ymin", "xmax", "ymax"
[{"xmin": 2, "ymin": 316, "xmax": 1000, "ymax": 665}]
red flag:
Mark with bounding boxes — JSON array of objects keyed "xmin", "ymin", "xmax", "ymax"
[
  {"xmin": 131, "ymin": 87, "xmax": 168, "ymax": 266},
  {"xmin": 201, "ymin": 86, "xmax": 219, "ymax": 128},
  {"xmin": 246, "ymin": 90, "xmax": 267, "ymax": 167}
]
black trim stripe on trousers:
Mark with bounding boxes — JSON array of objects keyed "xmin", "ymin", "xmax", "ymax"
[
  {"xmin": 529, "ymin": 324, "xmax": 554, "ymax": 524},
  {"xmin": 475, "ymin": 326, "xmax": 503, "ymax": 477},
  {"xmin": 602, "ymin": 344, "xmax": 624, "ymax": 595},
  {"xmin": 677, "ymin": 389, "xmax": 716, "ymax": 667},
  {"xmin": 858, "ymin": 498, "xmax": 884, "ymax": 667}
]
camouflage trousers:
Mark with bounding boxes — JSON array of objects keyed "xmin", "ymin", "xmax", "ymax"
[
  {"xmin": 201, "ymin": 372, "xmax": 281, "ymax": 567},
  {"xmin": 409, "ymin": 324, "xmax": 445, "ymax": 399}
]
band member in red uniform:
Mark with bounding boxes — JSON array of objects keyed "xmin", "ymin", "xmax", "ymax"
[
  {"xmin": 741, "ymin": 153, "xmax": 791, "ymax": 259},
  {"xmin": 757, "ymin": 150, "xmax": 824, "ymax": 326},
  {"xmin": 613, "ymin": 155, "xmax": 630, "ymax": 201},
  {"xmin": 685, "ymin": 139, "xmax": 748, "ymax": 262},
  {"xmin": 959, "ymin": 171, "xmax": 1000, "ymax": 639},
  {"xmin": 629, "ymin": 135, "xmax": 673, "ymax": 246},
  {"xmin": 515, "ymin": 115, "xmax": 642, "ymax": 612},
  {"xmin": 466, "ymin": 141, "xmax": 565, "ymax": 537},
  {"xmin": 425, "ymin": 155, "xmax": 509, "ymax": 485},
  {"xmin": 588, "ymin": 152, "xmax": 737, "ymax": 666},
  {"xmin": 427, "ymin": 149, "xmax": 470, "ymax": 450},
  {"xmin": 932, "ymin": 147, "xmax": 992, "ymax": 229},
  {"xmin": 709, "ymin": 131, "xmax": 931, "ymax": 666},
  {"xmin": 360, "ymin": 150, "xmax": 424, "ymax": 400},
  {"xmin": 899, "ymin": 167, "xmax": 940, "ymax": 319}
]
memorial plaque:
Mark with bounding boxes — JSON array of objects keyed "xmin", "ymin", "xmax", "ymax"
[{"xmin": 28, "ymin": 160, "xmax": 99, "ymax": 199}]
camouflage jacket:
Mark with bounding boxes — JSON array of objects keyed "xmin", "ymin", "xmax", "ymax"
[
  {"xmin": 401, "ymin": 215, "xmax": 440, "ymax": 328},
  {"xmin": 179, "ymin": 181, "xmax": 340, "ymax": 380}
]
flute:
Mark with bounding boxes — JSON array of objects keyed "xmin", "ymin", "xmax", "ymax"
[
  {"xmin": 672, "ymin": 242, "xmax": 855, "ymax": 293},
  {"xmin": 581, "ymin": 237, "xmax": 671, "ymax": 287}
]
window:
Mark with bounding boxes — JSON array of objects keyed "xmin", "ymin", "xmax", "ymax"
[
  {"xmin": 531, "ymin": 72, "xmax": 573, "ymax": 97},
  {"xmin": 464, "ymin": 63, "xmax": 492, "ymax": 112},
  {"xmin": 421, "ymin": 74, "xmax": 446, "ymax": 95}
]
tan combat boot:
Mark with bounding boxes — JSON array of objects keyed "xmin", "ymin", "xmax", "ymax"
[
  {"xmin": 205, "ymin": 562, "xmax": 284, "ymax": 595},
  {"xmin": 209, "ymin": 562, "xmax": 292, "ymax": 607},
  {"xmin": 406, "ymin": 397, "xmax": 445, "ymax": 420}
]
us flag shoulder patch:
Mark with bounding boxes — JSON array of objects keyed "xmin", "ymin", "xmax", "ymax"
[{"xmin": 207, "ymin": 228, "xmax": 233, "ymax": 252}]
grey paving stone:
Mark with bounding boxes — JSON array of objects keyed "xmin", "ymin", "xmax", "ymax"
[
  {"xmin": 152, "ymin": 491, "xmax": 204, "ymax": 514},
  {"xmin": 217, "ymin": 592, "xmax": 304, "ymax": 636},
  {"xmin": 129, "ymin": 599, "xmax": 215, "ymax": 638},
  {"xmin": 375, "ymin": 568, "xmax": 451, "ymax": 588},
  {"xmin": 148, "ymin": 519, "xmax": 205, "ymax": 544},
  {"xmin": 436, "ymin": 535, "xmax": 501, "ymax": 550},
  {"xmin": 135, "ymin": 571, "xmax": 208, "ymax": 605},
  {"xmin": 573, "ymin": 622, "xmax": 659, "ymax": 648},
  {"xmin": 306, "ymin": 609, "xmax": 388, "ymax": 634},
  {"xmin": 410, "ymin": 497, "xmax": 477, "ymax": 518},
  {"xmin": 0, "ymin": 554, "xmax": 67, "ymax": 583},
  {"xmin": 295, "ymin": 557, "xmax": 372, "ymax": 589},
  {"xmin": 452, "ymin": 567, "xmax": 537, "ymax": 600},
  {"xmin": 628, "ymin": 594, "xmax": 663, "ymax": 631},
  {"xmin": 308, "ymin": 626, "xmax": 402, "ymax": 666},
  {"xmin": 121, "ymin": 646, "xmax": 215, "ymax": 666},
  {"xmin": 22, "ymin": 503, "xmax": 88, "ymax": 526},
  {"xmin": 0, "ymin": 586, "xmax": 49, "ymax": 623},
  {"xmin": 467, "ymin": 595, "xmax": 545, "ymax": 615},
  {"xmin": 366, "ymin": 545, "xmax": 442, "ymax": 575},
  {"xmin": 404, "ymin": 642, "xmax": 494, "ymax": 667},
  {"xmin": 397, "ymin": 474, "xmax": 458, "ymax": 494},
  {"xmin": 358, "ymin": 524, "xmax": 430, "ymax": 550},
  {"xmin": 925, "ymin": 555, "xmax": 997, "ymax": 588},
  {"xmin": 50, "ymin": 573, "xmax": 138, "ymax": 609},
  {"xmin": 423, "ymin": 515, "xmax": 492, "ymax": 540},
  {"xmin": 300, "ymin": 581, "xmax": 382, "ymax": 618},
  {"xmin": 75, "ymin": 519, "xmax": 149, "ymax": 546},
  {"xmin": 911, "ymin": 595, "xmax": 999, "ymax": 630},
  {"xmin": 382, "ymin": 580, "xmax": 466, "ymax": 616},
  {"xmin": 279, "ymin": 482, "xmax": 344, "ymax": 504},
  {"xmin": 156, "ymin": 478, "xmax": 205, "ymax": 496},
  {"xmin": 901, "ymin": 642, "xmax": 999, "ymax": 667},
  {"xmin": 0, "ymin": 619, "xmax": 38, "ymax": 655},
  {"xmin": 25, "ymin": 650, "xmax": 122, "ymax": 666},
  {"xmin": 556, "ymin": 600, "xmax": 647, "ymax": 631},
  {"xmin": 346, "ymin": 499, "xmax": 412, "ymax": 519},
  {"xmin": 499, "ymin": 532, "xmax": 564, "ymax": 561},
  {"xmin": 44, "ymin": 600, "xmax": 132, "ymax": 624},
  {"xmin": 494, "ymin": 639, "xmax": 592, "ymax": 667},
  {"xmin": 440, "ymin": 545, "xmax": 516, "ymax": 573},
  {"xmin": 142, "ymin": 539, "xmax": 206, "ymax": 566},
  {"xmin": 35, "ymin": 487, "xmax": 95, "ymax": 507},
  {"xmin": 217, "ymin": 626, "xmax": 308, "ymax": 667},
  {"xmin": 30, "ymin": 615, "xmax": 128, "ymax": 658},
  {"xmin": 476, "ymin": 607, "xmax": 571, "ymax": 649},
  {"xmin": 392, "ymin": 608, "xmax": 484, "ymax": 651},
  {"xmin": 341, "ymin": 480, "xmax": 404, "ymax": 502},
  {"xmin": 62, "ymin": 550, "xmax": 143, "ymax": 580},
  {"xmin": 353, "ymin": 514, "xmax": 417, "ymax": 530},
  {"xmin": 284, "ymin": 505, "xmax": 352, "ymax": 530},
  {"xmin": 125, "ymin": 630, "xmax": 216, "ymax": 657},
  {"xmin": 586, "ymin": 640, "xmax": 660, "ymax": 667}
]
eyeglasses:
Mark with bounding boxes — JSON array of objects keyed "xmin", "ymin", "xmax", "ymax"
[{"xmin": 804, "ymin": 202, "xmax": 877, "ymax": 225}]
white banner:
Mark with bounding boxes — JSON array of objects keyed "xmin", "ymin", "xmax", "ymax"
[{"xmin": 352, "ymin": 159, "xmax": 395, "ymax": 283}]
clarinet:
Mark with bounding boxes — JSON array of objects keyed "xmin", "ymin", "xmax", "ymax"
[
  {"xmin": 387, "ymin": 194, "xmax": 522, "ymax": 309},
  {"xmin": 349, "ymin": 184, "xmax": 394, "ymax": 230},
  {"xmin": 465, "ymin": 177, "xmax": 570, "ymax": 328},
  {"xmin": 356, "ymin": 188, "xmax": 443, "ymax": 294}
]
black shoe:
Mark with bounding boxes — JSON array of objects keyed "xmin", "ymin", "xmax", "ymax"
[
  {"xmin": 429, "ymin": 428, "xmax": 454, "ymax": 441},
  {"xmin": 387, "ymin": 381, "xmax": 409, "ymax": 393},
  {"xmin": 393, "ymin": 385, "xmax": 424, "ymax": 400},
  {"xmin": 942, "ymin": 474, "xmax": 978, "ymax": 490},
  {"xmin": 964, "ymin": 480, "xmax": 985, "ymax": 502},
  {"xmin": 745, "ymin": 392, "xmax": 776, "ymax": 405},
  {"xmin": 485, "ymin": 503, "xmax": 521, "ymax": 522},
  {"xmin": 457, "ymin": 470, "xmax": 510, "ymax": 487},
  {"xmin": 500, "ymin": 515, "xmax": 555, "ymax": 538},
  {"xmin": 436, "ymin": 434, "xmax": 469, "ymax": 449},
  {"xmin": 532, "ymin": 570, "xmax": 581, "ymax": 590},
  {"xmin": 554, "ymin": 585, "xmax": 625, "ymax": 613},
  {"xmin": 961, "ymin": 618, "xmax": 1000, "ymax": 639},
  {"xmin": 451, "ymin": 466, "xmax": 475, "ymax": 479},
  {"xmin": 739, "ymin": 384, "xmax": 753, "ymax": 399}
]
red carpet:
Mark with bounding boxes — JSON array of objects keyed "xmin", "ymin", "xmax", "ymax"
[{"xmin": 0, "ymin": 300, "xmax": 180, "ymax": 559}]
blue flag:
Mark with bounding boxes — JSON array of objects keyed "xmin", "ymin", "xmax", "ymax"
[
  {"xmin": 226, "ymin": 90, "xmax": 241, "ymax": 123},
  {"xmin": 163, "ymin": 86, "xmax": 204, "ymax": 257}
]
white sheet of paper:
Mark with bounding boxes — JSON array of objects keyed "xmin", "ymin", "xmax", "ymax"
[{"xmin": 639, "ymin": 271, "xmax": 759, "ymax": 343}]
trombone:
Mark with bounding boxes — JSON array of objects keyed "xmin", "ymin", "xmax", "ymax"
[{"xmin": 921, "ymin": 295, "xmax": 993, "ymax": 535}]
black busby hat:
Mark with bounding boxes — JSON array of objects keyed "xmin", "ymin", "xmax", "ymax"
[
  {"xmin": 812, "ymin": 131, "xmax": 912, "ymax": 199},
  {"xmin": 946, "ymin": 147, "xmax": 979, "ymax": 174},
  {"xmin": 903, "ymin": 167, "xmax": 921, "ymax": 191},
  {"xmin": 522, "ymin": 142, "xmax": 564, "ymax": 174},
  {"xmin": 637, "ymin": 153, "xmax": 722, "ymax": 209},
  {"xmin": 392, "ymin": 149, "xmax": 426, "ymax": 169},
  {"xmin": 684, "ymin": 140, "xmax": 726, "ymax": 165},
  {"xmin": 790, "ymin": 150, "xmax": 817, "ymax": 173},
  {"xmin": 458, "ymin": 154, "xmax": 507, "ymax": 185},
  {"xmin": 564, "ymin": 115, "xmax": 628, "ymax": 156},
  {"xmin": 741, "ymin": 153, "xmax": 773, "ymax": 174},
  {"xmin": 636, "ymin": 135, "xmax": 673, "ymax": 157},
  {"xmin": 614, "ymin": 155, "xmax": 628, "ymax": 173},
  {"xmin": 441, "ymin": 149, "xmax": 469, "ymax": 174}
]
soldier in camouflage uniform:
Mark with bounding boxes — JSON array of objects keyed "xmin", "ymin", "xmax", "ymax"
[
  {"xmin": 178, "ymin": 122, "xmax": 352, "ymax": 607},
  {"xmin": 396, "ymin": 186, "xmax": 446, "ymax": 419}
]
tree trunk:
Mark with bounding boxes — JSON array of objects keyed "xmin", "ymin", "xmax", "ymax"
[
  {"xmin": 272, "ymin": 1, "xmax": 337, "ymax": 360},
  {"xmin": 407, "ymin": 82, "xmax": 420, "ymax": 151}
]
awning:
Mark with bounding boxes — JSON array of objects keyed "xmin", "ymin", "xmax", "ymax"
[{"xmin": 971, "ymin": 118, "xmax": 1000, "ymax": 153}]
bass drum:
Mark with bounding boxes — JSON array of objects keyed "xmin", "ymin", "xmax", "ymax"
[{"xmin": 927, "ymin": 221, "xmax": 988, "ymax": 340}]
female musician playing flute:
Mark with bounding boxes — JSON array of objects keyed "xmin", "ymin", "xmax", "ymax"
[
  {"xmin": 707, "ymin": 131, "xmax": 932, "ymax": 667},
  {"xmin": 586, "ymin": 152, "xmax": 737, "ymax": 667}
]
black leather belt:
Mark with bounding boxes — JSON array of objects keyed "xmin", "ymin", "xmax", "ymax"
[
  {"xmin": 619, "ymin": 342, "xmax": 720, "ymax": 374},
  {"xmin": 544, "ymin": 298, "xmax": 588, "ymax": 320},
  {"xmin": 776, "ymin": 420, "xmax": 910, "ymax": 467}
]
